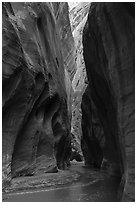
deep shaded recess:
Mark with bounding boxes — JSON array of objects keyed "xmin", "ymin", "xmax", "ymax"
[
  {"xmin": 11, "ymin": 87, "xmax": 60, "ymax": 177},
  {"xmin": 36, "ymin": 94, "xmax": 60, "ymax": 119},
  {"xmin": 56, "ymin": 57, "xmax": 59, "ymax": 67},
  {"xmin": 36, "ymin": 94, "xmax": 60, "ymax": 157},
  {"xmin": 81, "ymin": 87, "xmax": 103, "ymax": 168},
  {"xmin": 56, "ymin": 135, "xmax": 71, "ymax": 170}
]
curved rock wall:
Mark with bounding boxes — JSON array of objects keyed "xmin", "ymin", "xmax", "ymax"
[
  {"xmin": 2, "ymin": 2, "xmax": 73, "ymax": 185},
  {"xmin": 53, "ymin": 3, "xmax": 77, "ymax": 82},
  {"xmin": 82, "ymin": 3, "xmax": 135, "ymax": 201},
  {"xmin": 68, "ymin": 2, "xmax": 90, "ymax": 155},
  {"xmin": 52, "ymin": 2, "xmax": 76, "ymax": 126},
  {"xmin": 81, "ymin": 86, "xmax": 104, "ymax": 168}
]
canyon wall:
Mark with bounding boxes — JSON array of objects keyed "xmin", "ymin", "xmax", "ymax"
[
  {"xmin": 82, "ymin": 2, "xmax": 135, "ymax": 201},
  {"xmin": 52, "ymin": 2, "xmax": 76, "ymax": 129},
  {"xmin": 69, "ymin": 2, "xmax": 90, "ymax": 156},
  {"xmin": 2, "ymin": 2, "xmax": 74, "ymax": 186},
  {"xmin": 3, "ymin": 2, "xmax": 135, "ymax": 201}
]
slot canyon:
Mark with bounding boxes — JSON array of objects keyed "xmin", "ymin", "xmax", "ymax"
[{"xmin": 2, "ymin": 2, "xmax": 135, "ymax": 202}]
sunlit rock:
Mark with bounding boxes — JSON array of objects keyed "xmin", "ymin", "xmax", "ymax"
[{"xmin": 68, "ymin": 2, "xmax": 90, "ymax": 156}]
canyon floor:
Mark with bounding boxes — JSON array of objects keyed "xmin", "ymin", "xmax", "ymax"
[{"xmin": 3, "ymin": 161, "xmax": 120, "ymax": 202}]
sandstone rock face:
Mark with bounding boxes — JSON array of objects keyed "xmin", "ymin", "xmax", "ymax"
[
  {"xmin": 53, "ymin": 3, "xmax": 77, "ymax": 82},
  {"xmin": 2, "ymin": 2, "xmax": 73, "ymax": 184},
  {"xmin": 52, "ymin": 2, "xmax": 76, "ymax": 123},
  {"xmin": 68, "ymin": 2, "xmax": 90, "ymax": 156},
  {"xmin": 82, "ymin": 3, "xmax": 135, "ymax": 201},
  {"xmin": 81, "ymin": 86, "xmax": 104, "ymax": 168}
]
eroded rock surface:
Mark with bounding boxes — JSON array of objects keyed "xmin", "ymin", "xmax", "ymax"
[
  {"xmin": 68, "ymin": 2, "xmax": 90, "ymax": 157},
  {"xmin": 53, "ymin": 3, "xmax": 77, "ymax": 82},
  {"xmin": 82, "ymin": 2, "xmax": 135, "ymax": 201},
  {"xmin": 52, "ymin": 2, "xmax": 76, "ymax": 125},
  {"xmin": 2, "ymin": 2, "xmax": 73, "ymax": 185}
]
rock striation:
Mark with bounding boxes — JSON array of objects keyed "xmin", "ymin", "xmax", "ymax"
[
  {"xmin": 2, "ymin": 2, "xmax": 74, "ymax": 186},
  {"xmin": 82, "ymin": 2, "xmax": 135, "ymax": 201},
  {"xmin": 68, "ymin": 2, "xmax": 90, "ymax": 156},
  {"xmin": 53, "ymin": 3, "xmax": 77, "ymax": 82},
  {"xmin": 52, "ymin": 2, "xmax": 76, "ymax": 127}
]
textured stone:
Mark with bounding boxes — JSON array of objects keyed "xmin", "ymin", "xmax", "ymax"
[
  {"xmin": 53, "ymin": 3, "xmax": 77, "ymax": 82},
  {"xmin": 2, "ymin": 2, "xmax": 73, "ymax": 184},
  {"xmin": 81, "ymin": 86, "xmax": 104, "ymax": 168},
  {"xmin": 68, "ymin": 2, "xmax": 90, "ymax": 155},
  {"xmin": 52, "ymin": 2, "xmax": 76, "ymax": 125},
  {"xmin": 82, "ymin": 2, "xmax": 135, "ymax": 201}
]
